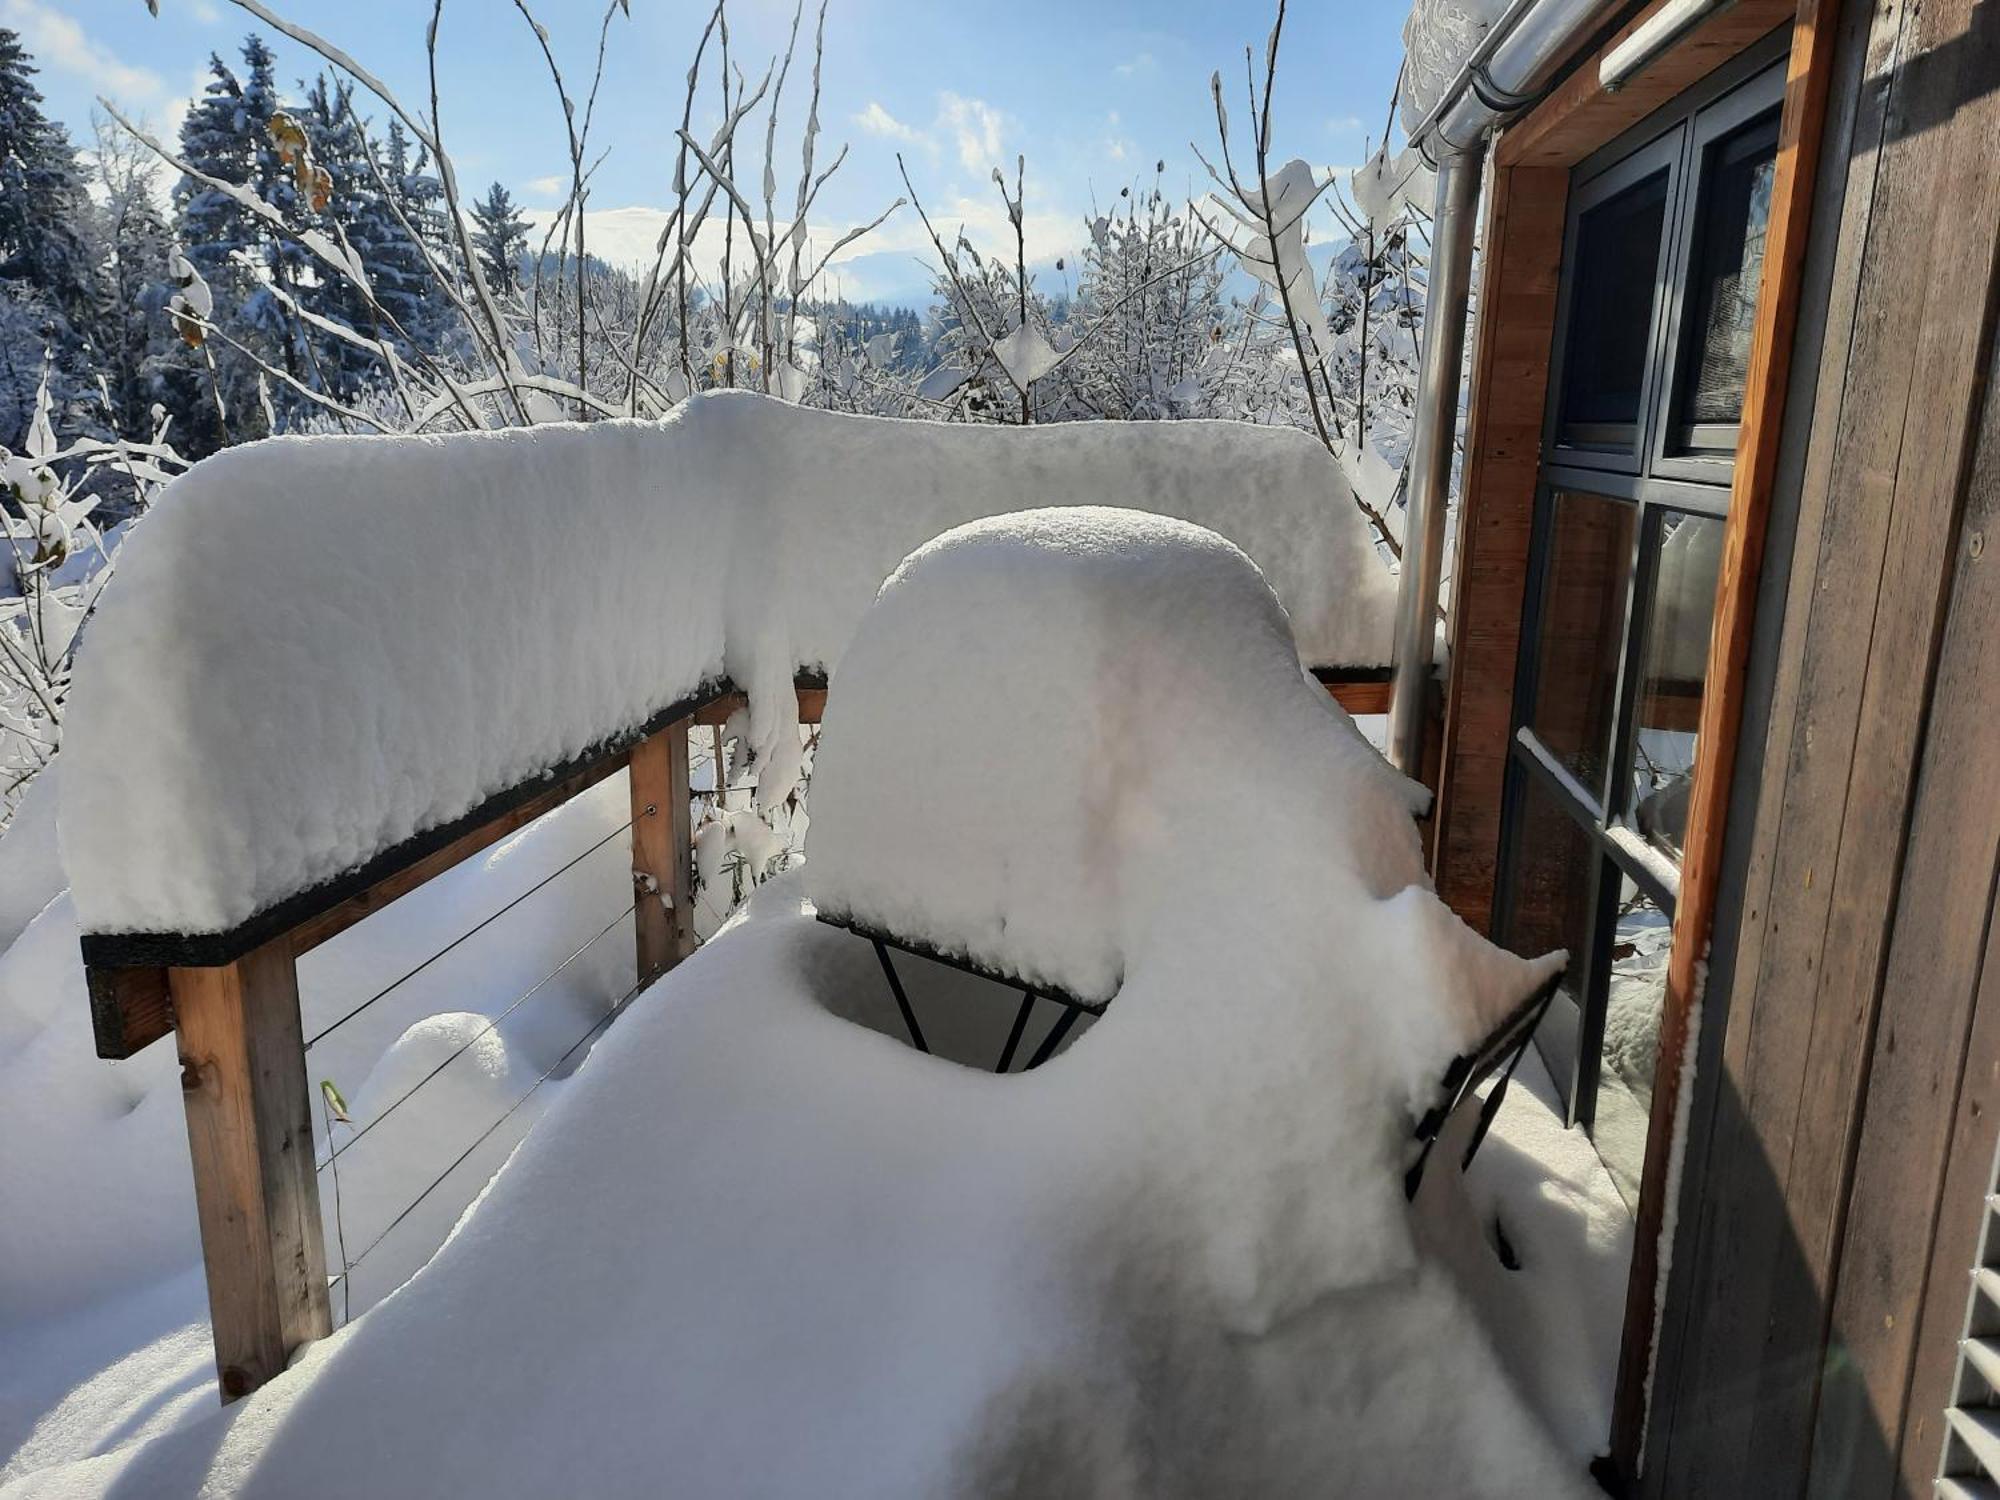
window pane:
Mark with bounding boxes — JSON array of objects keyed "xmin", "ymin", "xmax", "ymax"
[
  {"xmin": 1672, "ymin": 114, "xmax": 1780, "ymax": 442},
  {"xmin": 1629, "ymin": 512, "xmax": 1725, "ymax": 856},
  {"xmin": 1596, "ymin": 878, "xmax": 1672, "ymax": 1210},
  {"xmin": 1501, "ymin": 770, "xmax": 1598, "ymax": 1112},
  {"xmin": 1530, "ymin": 490, "xmax": 1639, "ymax": 801},
  {"xmin": 1559, "ymin": 168, "xmax": 1671, "ymax": 442}
]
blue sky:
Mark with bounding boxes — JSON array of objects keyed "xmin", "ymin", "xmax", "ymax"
[{"xmin": 11, "ymin": 0, "xmax": 1409, "ymax": 307}]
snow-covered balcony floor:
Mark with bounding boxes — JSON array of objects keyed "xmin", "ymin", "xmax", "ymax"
[{"xmin": 4, "ymin": 414, "xmax": 1631, "ymax": 1496}]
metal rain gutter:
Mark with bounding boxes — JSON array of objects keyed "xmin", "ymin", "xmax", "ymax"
[{"xmin": 1384, "ymin": 0, "xmax": 1625, "ymax": 777}]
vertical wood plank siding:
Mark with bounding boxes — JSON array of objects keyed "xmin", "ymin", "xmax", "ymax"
[
  {"xmin": 1644, "ymin": 0, "xmax": 2000, "ymax": 1484},
  {"xmin": 1610, "ymin": 0, "xmax": 1842, "ymax": 1469}
]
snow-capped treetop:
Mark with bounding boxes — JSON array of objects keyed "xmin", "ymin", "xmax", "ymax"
[{"xmin": 61, "ymin": 393, "xmax": 1397, "ymax": 938}]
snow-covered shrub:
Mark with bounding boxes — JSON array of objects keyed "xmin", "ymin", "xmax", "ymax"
[{"xmin": 0, "ymin": 370, "xmax": 185, "ymax": 825}]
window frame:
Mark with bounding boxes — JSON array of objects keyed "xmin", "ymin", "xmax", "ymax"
[
  {"xmin": 1649, "ymin": 66, "xmax": 1789, "ymax": 482},
  {"xmin": 1494, "ymin": 40, "xmax": 1788, "ymax": 1143},
  {"xmin": 1545, "ymin": 131, "xmax": 1687, "ymax": 473}
]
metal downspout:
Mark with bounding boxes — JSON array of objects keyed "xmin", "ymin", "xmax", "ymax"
[{"xmin": 1386, "ymin": 145, "xmax": 1484, "ymax": 776}]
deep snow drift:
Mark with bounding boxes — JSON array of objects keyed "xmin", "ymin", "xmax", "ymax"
[
  {"xmin": 60, "ymin": 392, "xmax": 1397, "ymax": 939},
  {"xmin": 0, "ymin": 771, "xmax": 641, "ymax": 1477},
  {"xmin": 8, "ymin": 509, "xmax": 1584, "ymax": 1499}
]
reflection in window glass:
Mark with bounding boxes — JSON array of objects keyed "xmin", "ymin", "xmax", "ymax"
[
  {"xmin": 1559, "ymin": 168, "xmax": 1671, "ymax": 443},
  {"xmin": 1502, "ymin": 772, "xmax": 1599, "ymax": 1111},
  {"xmin": 1673, "ymin": 116, "xmax": 1779, "ymax": 442},
  {"xmin": 1531, "ymin": 490, "xmax": 1639, "ymax": 801},
  {"xmin": 1596, "ymin": 880, "xmax": 1671, "ymax": 1210},
  {"xmin": 1630, "ymin": 512, "xmax": 1726, "ymax": 856}
]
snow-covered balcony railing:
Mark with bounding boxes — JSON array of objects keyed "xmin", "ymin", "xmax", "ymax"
[{"xmin": 60, "ymin": 392, "xmax": 1406, "ymax": 1403}]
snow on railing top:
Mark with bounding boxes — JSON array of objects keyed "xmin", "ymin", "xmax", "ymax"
[{"xmin": 61, "ymin": 392, "xmax": 1396, "ymax": 938}]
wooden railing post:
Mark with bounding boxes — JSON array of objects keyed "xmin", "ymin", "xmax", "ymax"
[
  {"xmin": 170, "ymin": 937, "xmax": 330, "ymax": 1403},
  {"xmin": 630, "ymin": 720, "xmax": 695, "ymax": 986}
]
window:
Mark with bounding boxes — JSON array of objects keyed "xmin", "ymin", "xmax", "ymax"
[
  {"xmin": 1528, "ymin": 490, "xmax": 1640, "ymax": 800},
  {"xmin": 1629, "ymin": 511, "xmax": 1726, "ymax": 858},
  {"xmin": 1494, "ymin": 52, "xmax": 1785, "ymax": 1159},
  {"xmin": 1553, "ymin": 162, "xmax": 1674, "ymax": 458},
  {"xmin": 1662, "ymin": 97, "xmax": 1783, "ymax": 462}
]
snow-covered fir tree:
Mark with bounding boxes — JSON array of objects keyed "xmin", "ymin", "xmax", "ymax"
[
  {"xmin": 173, "ymin": 37, "xmax": 313, "ymax": 436},
  {"xmin": 79, "ymin": 122, "xmax": 194, "ymax": 510},
  {"xmin": 0, "ymin": 28, "xmax": 98, "ymax": 451},
  {"xmin": 379, "ymin": 119, "xmax": 454, "ymax": 349},
  {"xmin": 470, "ymin": 182, "xmax": 529, "ymax": 300}
]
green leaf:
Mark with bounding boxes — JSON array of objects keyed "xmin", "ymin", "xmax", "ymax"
[{"xmin": 320, "ymin": 1078, "xmax": 352, "ymax": 1126}]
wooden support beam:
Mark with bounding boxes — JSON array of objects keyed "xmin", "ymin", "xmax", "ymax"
[
  {"xmin": 288, "ymin": 756, "xmax": 630, "ymax": 957},
  {"xmin": 88, "ymin": 963, "xmax": 174, "ymax": 1060},
  {"xmin": 171, "ymin": 939, "xmax": 330, "ymax": 1403},
  {"xmin": 630, "ymin": 721, "xmax": 695, "ymax": 986}
]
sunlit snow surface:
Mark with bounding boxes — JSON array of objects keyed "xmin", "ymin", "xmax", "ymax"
[{"xmin": 0, "ymin": 509, "xmax": 1620, "ymax": 1498}]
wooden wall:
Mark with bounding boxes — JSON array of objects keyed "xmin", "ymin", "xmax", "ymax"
[
  {"xmin": 1433, "ymin": 164, "xmax": 1566, "ymax": 931},
  {"xmin": 1642, "ymin": 0, "xmax": 2000, "ymax": 1486}
]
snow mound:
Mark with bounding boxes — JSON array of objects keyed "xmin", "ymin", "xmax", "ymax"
[
  {"xmin": 809, "ymin": 506, "xmax": 1414, "ymax": 1004},
  {"xmin": 0, "ymin": 768, "xmax": 65, "ymax": 954},
  {"xmin": 0, "ymin": 893, "xmax": 196, "ymax": 1329},
  {"xmin": 809, "ymin": 508, "xmax": 1561, "ymax": 1318},
  {"xmin": 62, "ymin": 393, "xmax": 1396, "ymax": 940}
]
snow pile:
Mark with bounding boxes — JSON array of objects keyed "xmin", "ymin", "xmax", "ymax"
[
  {"xmin": 811, "ymin": 508, "xmax": 1564, "ymax": 1317},
  {"xmin": 0, "ymin": 767, "xmax": 66, "ymax": 954},
  {"xmin": 0, "ymin": 775, "xmax": 638, "ymax": 1478},
  {"xmin": 62, "ymin": 391, "xmax": 1396, "ymax": 940},
  {"xmin": 9, "ymin": 509, "xmax": 1582, "ymax": 1499},
  {"xmin": 0, "ymin": 892, "xmax": 197, "ymax": 1330}
]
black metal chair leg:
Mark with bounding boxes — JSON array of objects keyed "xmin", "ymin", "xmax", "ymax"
[
  {"xmin": 1461, "ymin": 1025, "xmax": 1538, "ymax": 1172},
  {"xmin": 996, "ymin": 989, "xmax": 1037, "ymax": 1073},
  {"xmin": 872, "ymin": 938, "xmax": 929, "ymax": 1054},
  {"xmin": 1025, "ymin": 1005, "xmax": 1081, "ymax": 1070}
]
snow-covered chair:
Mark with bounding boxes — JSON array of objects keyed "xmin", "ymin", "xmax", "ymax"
[{"xmin": 805, "ymin": 506, "xmax": 1563, "ymax": 1199}]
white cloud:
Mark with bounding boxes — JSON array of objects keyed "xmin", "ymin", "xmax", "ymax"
[
  {"xmin": 188, "ymin": 0, "xmax": 222, "ymax": 21},
  {"xmin": 937, "ymin": 92, "xmax": 1004, "ymax": 177},
  {"xmin": 1326, "ymin": 114, "xmax": 1366, "ymax": 137},
  {"xmin": 852, "ymin": 101, "xmax": 926, "ymax": 149},
  {"xmin": 1113, "ymin": 51, "xmax": 1156, "ymax": 77},
  {"xmin": 1102, "ymin": 110, "xmax": 1132, "ymax": 165},
  {"xmin": 524, "ymin": 175, "xmax": 568, "ymax": 198},
  {"xmin": 1, "ymin": 0, "xmax": 165, "ymax": 102}
]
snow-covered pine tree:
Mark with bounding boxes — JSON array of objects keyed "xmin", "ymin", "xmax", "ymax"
[
  {"xmin": 470, "ymin": 183, "xmax": 528, "ymax": 300},
  {"xmin": 82, "ymin": 120, "xmax": 195, "ymax": 493},
  {"xmin": 381, "ymin": 119, "xmax": 453, "ymax": 349},
  {"xmin": 0, "ymin": 28, "xmax": 99, "ymax": 451},
  {"xmin": 174, "ymin": 36, "xmax": 313, "ymax": 435},
  {"xmin": 297, "ymin": 73, "xmax": 391, "ymax": 402}
]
